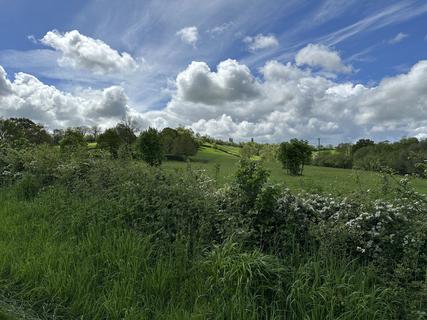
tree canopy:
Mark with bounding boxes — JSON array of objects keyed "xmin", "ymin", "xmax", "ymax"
[
  {"xmin": 278, "ymin": 139, "xmax": 312, "ymax": 175},
  {"xmin": 137, "ymin": 127, "xmax": 163, "ymax": 166}
]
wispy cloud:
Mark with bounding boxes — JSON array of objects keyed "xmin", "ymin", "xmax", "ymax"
[
  {"xmin": 319, "ymin": 2, "xmax": 427, "ymax": 46},
  {"xmin": 389, "ymin": 32, "xmax": 408, "ymax": 44}
]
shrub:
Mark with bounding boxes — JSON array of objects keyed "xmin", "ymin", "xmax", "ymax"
[
  {"xmin": 278, "ymin": 139, "xmax": 312, "ymax": 175},
  {"xmin": 59, "ymin": 129, "xmax": 86, "ymax": 152},
  {"xmin": 137, "ymin": 128, "xmax": 163, "ymax": 166},
  {"xmin": 97, "ymin": 128, "xmax": 122, "ymax": 158},
  {"xmin": 234, "ymin": 158, "xmax": 269, "ymax": 209}
]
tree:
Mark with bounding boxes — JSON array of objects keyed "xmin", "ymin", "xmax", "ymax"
[
  {"xmin": 0, "ymin": 118, "xmax": 52, "ymax": 146},
  {"xmin": 115, "ymin": 120, "xmax": 137, "ymax": 145},
  {"xmin": 240, "ymin": 142, "xmax": 258, "ymax": 159},
  {"xmin": 52, "ymin": 129, "xmax": 65, "ymax": 145},
  {"xmin": 351, "ymin": 139, "xmax": 375, "ymax": 155},
  {"xmin": 278, "ymin": 139, "xmax": 312, "ymax": 175},
  {"xmin": 59, "ymin": 128, "xmax": 86, "ymax": 152},
  {"xmin": 137, "ymin": 127, "xmax": 163, "ymax": 166},
  {"xmin": 172, "ymin": 130, "xmax": 198, "ymax": 159},
  {"xmin": 160, "ymin": 127, "xmax": 198, "ymax": 160},
  {"xmin": 86, "ymin": 125, "xmax": 101, "ymax": 142},
  {"xmin": 160, "ymin": 127, "xmax": 178, "ymax": 154},
  {"xmin": 97, "ymin": 128, "xmax": 122, "ymax": 158}
]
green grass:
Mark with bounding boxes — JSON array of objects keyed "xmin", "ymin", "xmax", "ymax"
[
  {"xmin": 163, "ymin": 144, "xmax": 427, "ymax": 195},
  {"xmin": 0, "ymin": 188, "xmax": 398, "ymax": 319}
]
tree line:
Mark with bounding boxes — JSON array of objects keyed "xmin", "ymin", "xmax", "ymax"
[
  {"xmin": 312, "ymin": 137, "xmax": 427, "ymax": 176},
  {"xmin": 0, "ymin": 117, "xmax": 198, "ymax": 165}
]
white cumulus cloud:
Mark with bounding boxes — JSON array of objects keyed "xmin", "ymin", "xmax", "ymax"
[
  {"xmin": 153, "ymin": 57, "xmax": 427, "ymax": 142},
  {"xmin": 176, "ymin": 26, "xmax": 199, "ymax": 46},
  {"xmin": 41, "ymin": 30, "xmax": 139, "ymax": 74},
  {"xmin": 0, "ymin": 66, "xmax": 13, "ymax": 95},
  {"xmin": 175, "ymin": 59, "xmax": 260, "ymax": 105},
  {"xmin": 0, "ymin": 65, "xmax": 132, "ymax": 129},
  {"xmin": 295, "ymin": 43, "xmax": 352, "ymax": 73},
  {"xmin": 243, "ymin": 34, "xmax": 279, "ymax": 51}
]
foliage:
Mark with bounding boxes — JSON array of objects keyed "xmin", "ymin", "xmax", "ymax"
[
  {"xmin": 240, "ymin": 142, "xmax": 258, "ymax": 159},
  {"xmin": 353, "ymin": 138, "xmax": 427, "ymax": 175},
  {"xmin": 351, "ymin": 138, "xmax": 375, "ymax": 155},
  {"xmin": 160, "ymin": 127, "xmax": 198, "ymax": 160},
  {"xmin": 137, "ymin": 127, "xmax": 163, "ymax": 166},
  {"xmin": 312, "ymin": 151, "xmax": 352, "ymax": 169},
  {"xmin": 0, "ymin": 143, "xmax": 426, "ymax": 318},
  {"xmin": 0, "ymin": 118, "xmax": 51, "ymax": 147},
  {"xmin": 115, "ymin": 122, "xmax": 137, "ymax": 145},
  {"xmin": 234, "ymin": 158, "xmax": 270, "ymax": 208},
  {"xmin": 97, "ymin": 128, "xmax": 122, "ymax": 158},
  {"xmin": 278, "ymin": 139, "xmax": 312, "ymax": 175},
  {"xmin": 59, "ymin": 128, "xmax": 86, "ymax": 152}
]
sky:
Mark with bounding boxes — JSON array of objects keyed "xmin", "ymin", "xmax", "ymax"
[{"xmin": 0, "ymin": 0, "xmax": 427, "ymax": 145}]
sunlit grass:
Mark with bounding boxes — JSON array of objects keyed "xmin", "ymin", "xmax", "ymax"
[{"xmin": 163, "ymin": 144, "xmax": 427, "ymax": 195}]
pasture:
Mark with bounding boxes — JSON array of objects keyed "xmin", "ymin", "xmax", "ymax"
[{"xmin": 164, "ymin": 143, "xmax": 427, "ymax": 195}]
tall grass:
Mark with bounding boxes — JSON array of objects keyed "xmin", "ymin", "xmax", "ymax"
[{"xmin": 0, "ymin": 187, "xmax": 399, "ymax": 319}]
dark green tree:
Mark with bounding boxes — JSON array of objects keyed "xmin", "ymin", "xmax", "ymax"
[
  {"xmin": 160, "ymin": 127, "xmax": 178, "ymax": 155},
  {"xmin": 59, "ymin": 129, "xmax": 86, "ymax": 152},
  {"xmin": 97, "ymin": 128, "xmax": 122, "ymax": 158},
  {"xmin": 351, "ymin": 138, "xmax": 375, "ymax": 155},
  {"xmin": 172, "ymin": 130, "xmax": 198, "ymax": 159},
  {"xmin": 137, "ymin": 127, "xmax": 163, "ymax": 166},
  {"xmin": 115, "ymin": 123, "xmax": 137, "ymax": 145},
  {"xmin": 0, "ymin": 118, "xmax": 52, "ymax": 146},
  {"xmin": 278, "ymin": 139, "xmax": 312, "ymax": 175}
]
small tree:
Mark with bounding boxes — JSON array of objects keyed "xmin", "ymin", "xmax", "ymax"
[
  {"xmin": 115, "ymin": 122, "xmax": 137, "ymax": 145},
  {"xmin": 235, "ymin": 158, "xmax": 270, "ymax": 208},
  {"xmin": 137, "ymin": 127, "xmax": 163, "ymax": 166},
  {"xmin": 240, "ymin": 142, "xmax": 258, "ymax": 159},
  {"xmin": 0, "ymin": 118, "xmax": 52, "ymax": 146},
  {"xmin": 172, "ymin": 130, "xmax": 198, "ymax": 160},
  {"xmin": 59, "ymin": 128, "xmax": 86, "ymax": 152},
  {"xmin": 278, "ymin": 139, "xmax": 312, "ymax": 175},
  {"xmin": 351, "ymin": 138, "xmax": 374, "ymax": 155},
  {"xmin": 97, "ymin": 128, "xmax": 122, "ymax": 158}
]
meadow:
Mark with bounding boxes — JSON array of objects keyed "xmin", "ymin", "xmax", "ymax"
[
  {"xmin": 164, "ymin": 143, "xmax": 427, "ymax": 195},
  {"xmin": 0, "ymin": 142, "xmax": 426, "ymax": 319}
]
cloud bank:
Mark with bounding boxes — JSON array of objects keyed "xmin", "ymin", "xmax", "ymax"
[
  {"xmin": 0, "ymin": 66, "xmax": 130, "ymax": 128},
  {"xmin": 1, "ymin": 40, "xmax": 427, "ymax": 143}
]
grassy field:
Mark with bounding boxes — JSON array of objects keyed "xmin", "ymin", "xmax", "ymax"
[
  {"xmin": 163, "ymin": 143, "xmax": 427, "ymax": 195},
  {"xmin": 0, "ymin": 143, "xmax": 425, "ymax": 319},
  {"xmin": 0, "ymin": 187, "xmax": 402, "ymax": 319}
]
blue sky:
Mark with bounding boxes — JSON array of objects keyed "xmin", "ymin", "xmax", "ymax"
[{"xmin": 0, "ymin": 0, "xmax": 427, "ymax": 144}]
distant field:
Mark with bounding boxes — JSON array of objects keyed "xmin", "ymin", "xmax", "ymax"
[{"xmin": 163, "ymin": 143, "xmax": 427, "ymax": 195}]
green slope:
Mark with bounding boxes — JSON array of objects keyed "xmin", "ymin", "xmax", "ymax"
[{"xmin": 164, "ymin": 143, "xmax": 427, "ymax": 195}]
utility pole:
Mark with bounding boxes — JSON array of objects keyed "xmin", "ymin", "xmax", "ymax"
[{"xmin": 317, "ymin": 138, "xmax": 321, "ymax": 149}]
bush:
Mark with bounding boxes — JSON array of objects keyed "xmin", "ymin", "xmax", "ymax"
[
  {"xmin": 137, "ymin": 128, "xmax": 163, "ymax": 166},
  {"xmin": 312, "ymin": 151, "xmax": 352, "ymax": 169},
  {"xmin": 278, "ymin": 139, "xmax": 312, "ymax": 175}
]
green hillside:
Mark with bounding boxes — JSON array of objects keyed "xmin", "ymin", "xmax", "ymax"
[{"xmin": 164, "ymin": 143, "xmax": 427, "ymax": 195}]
